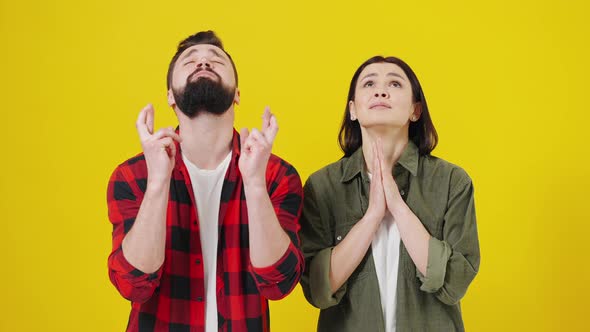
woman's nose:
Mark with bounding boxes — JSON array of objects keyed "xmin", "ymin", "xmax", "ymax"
[{"xmin": 374, "ymin": 92, "xmax": 389, "ymax": 98}]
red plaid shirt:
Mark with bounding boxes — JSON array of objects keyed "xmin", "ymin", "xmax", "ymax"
[{"xmin": 107, "ymin": 130, "xmax": 304, "ymax": 332}]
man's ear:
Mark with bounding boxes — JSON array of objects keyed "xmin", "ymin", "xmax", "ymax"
[
  {"xmin": 234, "ymin": 88, "xmax": 240, "ymax": 106},
  {"xmin": 167, "ymin": 89, "xmax": 176, "ymax": 108}
]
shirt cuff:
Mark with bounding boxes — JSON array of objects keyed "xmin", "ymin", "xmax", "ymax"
[
  {"xmin": 416, "ymin": 236, "xmax": 453, "ymax": 293},
  {"xmin": 309, "ymin": 246, "xmax": 347, "ymax": 308},
  {"xmin": 250, "ymin": 241, "xmax": 300, "ymax": 284},
  {"xmin": 111, "ymin": 247, "xmax": 161, "ymax": 284}
]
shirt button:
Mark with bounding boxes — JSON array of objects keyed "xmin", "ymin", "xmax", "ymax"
[
  {"xmin": 197, "ymin": 296, "xmax": 203, "ymax": 302},
  {"xmin": 193, "ymin": 221, "xmax": 197, "ymax": 226},
  {"xmin": 336, "ymin": 235, "xmax": 342, "ymax": 241},
  {"xmin": 400, "ymin": 189, "xmax": 406, "ymax": 196},
  {"xmin": 195, "ymin": 259, "xmax": 201, "ymax": 264}
]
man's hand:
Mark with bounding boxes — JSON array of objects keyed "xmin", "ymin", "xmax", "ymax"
[
  {"xmin": 239, "ymin": 107, "xmax": 278, "ymax": 187},
  {"xmin": 136, "ymin": 104, "xmax": 182, "ymax": 186}
]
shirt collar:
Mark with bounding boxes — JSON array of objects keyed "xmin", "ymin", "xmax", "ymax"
[
  {"xmin": 340, "ymin": 140, "xmax": 419, "ymax": 183},
  {"xmin": 398, "ymin": 140, "xmax": 419, "ymax": 177}
]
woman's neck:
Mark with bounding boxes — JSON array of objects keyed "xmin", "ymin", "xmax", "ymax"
[{"xmin": 361, "ymin": 125, "xmax": 409, "ymax": 174}]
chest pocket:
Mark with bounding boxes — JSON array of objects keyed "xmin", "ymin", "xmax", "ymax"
[
  {"xmin": 331, "ymin": 176, "xmax": 367, "ymax": 247},
  {"xmin": 406, "ymin": 185, "xmax": 447, "ymax": 239},
  {"xmin": 332, "ymin": 175, "xmax": 374, "ymax": 282}
]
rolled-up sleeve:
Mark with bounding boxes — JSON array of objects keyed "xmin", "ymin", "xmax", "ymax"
[
  {"xmin": 106, "ymin": 166, "xmax": 162, "ymax": 303},
  {"xmin": 250, "ymin": 241, "xmax": 302, "ymax": 300},
  {"xmin": 250, "ymin": 163, "xmax": 304, "ymax": 300},
  {"xmin": 416, "ymin": 168, "xmax": 480, "ymax": 305},
  {"xmin": 299, "ymin": 178, "xmax": 347, "ymax": 309}
]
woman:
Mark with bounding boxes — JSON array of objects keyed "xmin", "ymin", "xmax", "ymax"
[{"xmin": 300, "ymin": 56, "xmax": 480, "ymax": 331}]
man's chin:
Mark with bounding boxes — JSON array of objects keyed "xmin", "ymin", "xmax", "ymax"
[{"xmin": 180, "ymin": 106, "xmax": 229, "ymax": 119}]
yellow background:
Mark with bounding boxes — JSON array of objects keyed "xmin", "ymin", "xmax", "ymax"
[{"xmin": 1, "ymin": 0, "xmax": 588, "ymax": 331}]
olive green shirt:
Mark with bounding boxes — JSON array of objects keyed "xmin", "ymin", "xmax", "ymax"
[{"xmin": 299, "ymin": 142, "xmax": 480, "ymax": 331}]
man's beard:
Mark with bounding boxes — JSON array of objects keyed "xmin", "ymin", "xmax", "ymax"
[{"xmin": 173, "ymin": 69, "xmax": 235, "ymax": 118}]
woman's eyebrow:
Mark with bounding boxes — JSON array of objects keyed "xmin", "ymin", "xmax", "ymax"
[{"xmin": 387, "ymin": 72, "xmax": 406, "ymax": 80}]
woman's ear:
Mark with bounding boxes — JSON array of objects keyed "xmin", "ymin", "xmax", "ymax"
[
  {"xmin": 349, "ymin": 100, "xmax": 357, "ymax": 121},
  {"xmin": 411, "ymin": 102, "xmax": 423, "ymax": 122}
]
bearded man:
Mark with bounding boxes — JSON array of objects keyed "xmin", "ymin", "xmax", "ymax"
[{"xmin": 106, "ymin": 30, "xmax": 304, "ymax": 332}]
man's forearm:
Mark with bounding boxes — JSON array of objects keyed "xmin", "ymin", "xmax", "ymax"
[
  {"xmin": 121, "ymin": 181, "xmax": 170, "ymax": 273},
  {"xmin": 244, "ymin": 184, "xmax": 291, "ymax": 268}
]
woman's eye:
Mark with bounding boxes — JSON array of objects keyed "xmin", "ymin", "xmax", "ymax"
[
  {"xmin": 363, "ymin": 81, "xmax": 374, "ymax": 87},
  {"xmin": 183, "ymin": 61, "xmax": 195, "ymax": 66},
  {"xmin": 389, "ymin": 81, "xmax": 401, "ymax": 88}
]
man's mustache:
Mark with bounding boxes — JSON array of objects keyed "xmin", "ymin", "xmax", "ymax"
[{"xmin": 188, "ymin": 67, "xmax": 221, "ymax": 82}]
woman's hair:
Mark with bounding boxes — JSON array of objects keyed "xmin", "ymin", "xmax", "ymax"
[{"xmin": 338, "ymin": 56, "xmax": 438, "ymax": 156}]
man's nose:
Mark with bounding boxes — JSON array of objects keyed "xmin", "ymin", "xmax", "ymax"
[{"xmin": 196, "ymin": 57, "xmax": 211, "ymax": 68}]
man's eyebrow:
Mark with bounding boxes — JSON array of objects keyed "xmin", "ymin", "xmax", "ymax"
[
  {"xmin": 180, "ymin": 49, "xmax": 198, "ymax": 61},
  {"xmin": 209, "ymin": 48, "xmax": 223, "ymax": 58},
  {"xmin": 180, "ymin": 48, "xmax": 224, "ymax": 61}
]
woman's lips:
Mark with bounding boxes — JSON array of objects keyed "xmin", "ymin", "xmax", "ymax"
[{"xmin": 369, "ymin": 103, "xmax": 391, "ymax": 109}]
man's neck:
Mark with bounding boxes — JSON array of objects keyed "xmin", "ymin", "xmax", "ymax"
[{"xmin": 178, "ymin": 108, "xmax": 235, "ymax": 170}]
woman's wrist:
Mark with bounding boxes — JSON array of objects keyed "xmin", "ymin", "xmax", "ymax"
[{"xmin": 389, "ymin": 198, "xmax": 412, "ymax": 220}]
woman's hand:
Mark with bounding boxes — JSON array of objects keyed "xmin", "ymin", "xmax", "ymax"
[
  {"xmin": 376, "ymin": 140, "xmax": 406, "ymax": 217},
  {"xmin": 365, "ymin": 142, "xmax": 387, "ymax": 222}
]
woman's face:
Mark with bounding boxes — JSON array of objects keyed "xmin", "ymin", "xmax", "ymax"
[{"xmin": 350, "ymin": 62, "xmax": 420, "ymax": 130}]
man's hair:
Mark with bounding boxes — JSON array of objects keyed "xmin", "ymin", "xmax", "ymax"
[{"xmin": 166, "ymin": 30, "xmax": 238, "ymax": 89}]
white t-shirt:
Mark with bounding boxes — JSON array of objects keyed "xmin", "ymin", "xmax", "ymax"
[
  {"xmin": 369, "ymin": 174, "xmax": 401, "ymax": 332},
  {"xmin": 182, "ymin": 151, "xmax": 232, "ymax": 332}
]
